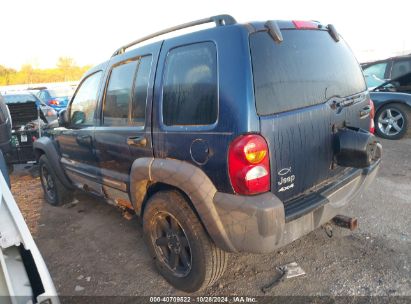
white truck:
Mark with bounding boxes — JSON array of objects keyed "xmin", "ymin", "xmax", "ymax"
[{"xmin": 0, "ymin": 169, "xmax": 58, "ymax": 304}]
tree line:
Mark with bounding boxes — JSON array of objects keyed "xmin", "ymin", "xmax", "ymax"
[{"xmin": 0, "ymin": 57, "xmax": 91, "ymax": 85}]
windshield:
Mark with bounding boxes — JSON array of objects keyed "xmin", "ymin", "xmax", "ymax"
[
  {"xmin": 250, "ymin": 30, "xmax": 366, "ymax": 115},
  {"xmin": 48, "ymin": 88, "xmax": 74, "ymax": 98},
  {"xmin": 4, "ymin": 94, "xmax": 39, "ymax": 104}
]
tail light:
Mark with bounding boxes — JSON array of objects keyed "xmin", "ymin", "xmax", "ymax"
[
  {"xmin": 49, "ymin": 99, "xmax": 59, "ymax": 106},
  {"xmin": 228, "ymin": 134, "xmax": 270, "ymax": 195},
  {"xmin": 369, "ymin": 99, "xmax": 375, "ymax": 134},
  {"xmin": 32, "ymin": 136, "xmax": 37, "ymax": 142}
]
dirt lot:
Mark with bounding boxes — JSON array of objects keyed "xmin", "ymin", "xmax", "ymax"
[{"xmin": 10, "ymin": 138, "xmax": 411, "ymax": 298}]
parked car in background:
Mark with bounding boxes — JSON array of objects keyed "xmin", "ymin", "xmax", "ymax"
[
  {"xmin": 3, "ymin": 92, "xmax": 57, "ymax": 123},
  {"xmin": 2, "ymin": 92, "xmax": 52, "ymax": 172},
  {"xmin": 362, "ymin": 54, "xmax": 411, "ymax": 89},
  {"xmin": 35, "ymin": 15, "xmax": 381, "ymax": 292},
  {"xmin": 370, "ymin": 72, "xmax": 411, "ymax": 139},
  {"xmin": 36, "ymin": 87, "xmax": 75, "ymax": 112}
]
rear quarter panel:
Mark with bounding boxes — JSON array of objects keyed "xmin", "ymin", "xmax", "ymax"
[{"xmin": 152, "ymin": 25, "xmax": 259, "ymax": 194}]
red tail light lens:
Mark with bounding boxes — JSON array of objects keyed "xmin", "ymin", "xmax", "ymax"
[
  {"xmin": 49, "ymin": 99, "xmax": 59, "ymax": 106},
  {"xmin": 292, "ymin": 20, "xmax": 318, "ymax": 29},
  {"xmin": 369, "ymin": 99, "xmax": 375, "ymax": 134},
  {"xmin": 228, "ymin": 134, "xmax": 270, "ymax": 195}
]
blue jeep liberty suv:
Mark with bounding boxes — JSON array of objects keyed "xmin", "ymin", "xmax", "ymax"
[{"xmin": 35, "ymin": 15, "xmax": 382, "ymax": 292}]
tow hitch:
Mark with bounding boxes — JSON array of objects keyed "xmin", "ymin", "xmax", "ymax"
[
  {"xmin": 332, "ymin": 215, "xmax": 358, "ymax": 231},
  {"xmin": 323, "ymin": 215, "xmax": 358, "ymax": 237}
]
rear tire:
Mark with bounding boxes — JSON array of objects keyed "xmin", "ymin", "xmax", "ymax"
[
  {"xmin": 375, "ymin": 103, "xmax": 410, "ymax": 140},
  {"xmin": 39, "ymin": 155, "xmax": 73, "ymax": 206},
  {"xmin": 143, "ymin": 190, "xmax": 228, "ymax": 292}
]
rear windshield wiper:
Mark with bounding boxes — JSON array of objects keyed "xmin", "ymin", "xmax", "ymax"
[{"xmin": 264, "ymin": 21, "xmax": 283, "ymax": 43}]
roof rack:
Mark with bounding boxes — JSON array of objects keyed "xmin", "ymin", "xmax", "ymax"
[{"xmin": 111, "ymin": 14, "xmax": 237, "ymax": 57}]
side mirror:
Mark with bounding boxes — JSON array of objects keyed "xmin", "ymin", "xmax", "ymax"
[{"xmin": 58, "ymin": 109, "xmax": 70, "ymax": 127}]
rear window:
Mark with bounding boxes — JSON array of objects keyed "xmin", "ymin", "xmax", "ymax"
[{"xmin": 250, "ymin": 30, "xmax": 366, "ymax": 115}]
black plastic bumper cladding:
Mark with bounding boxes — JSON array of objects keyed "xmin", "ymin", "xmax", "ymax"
[{"xmin": 213, "ymin": 157, "xmax": 381, "ymax": 253}]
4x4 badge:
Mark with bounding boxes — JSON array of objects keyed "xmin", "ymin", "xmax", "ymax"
[{"xmin": 279, "ymin": 184, "xmax": 294, "ymax": 192}]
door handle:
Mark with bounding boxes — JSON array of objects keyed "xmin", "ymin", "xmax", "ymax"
[
  {"xmin": 127, "ymin": 136, "xmax": 147, "ymax": 147},
  {"xmin": 76, "ymin": 135, "xmax": 92, "ymax": 146},
  {"xmin": 360, "ymin": 105, "xmax": 371, "ymax": 118}
]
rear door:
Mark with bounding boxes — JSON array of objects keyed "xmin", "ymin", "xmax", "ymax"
[
  {"xmin": 250, "ymin": 28, "xmax": 370, "ymax": 202},
  {"xmin": 93, "ymin": 43, "xmax": 161, "ymax": 194}
]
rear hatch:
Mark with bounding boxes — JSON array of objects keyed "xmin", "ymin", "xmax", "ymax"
[{"xmin": 250, "ymin": 23, "xmax": 370, "ymax": 202}]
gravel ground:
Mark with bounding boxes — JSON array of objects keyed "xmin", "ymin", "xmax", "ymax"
[{"xmin": 10, "ymin": 138, "xmax": 411, "ymax": 299}]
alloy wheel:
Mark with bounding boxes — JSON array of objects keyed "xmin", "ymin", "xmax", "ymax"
[
  {"xmin": 151, "ymin": 211, "xmax": 192, "ymax": 277},
  {"xmin": 378, "ymin": 108, "xmax": 404, "ymax": 136}
]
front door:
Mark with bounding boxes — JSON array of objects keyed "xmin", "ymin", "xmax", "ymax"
[{"xmin": 55, "ymin": 71, "xmax": 103, "ymax": 192}]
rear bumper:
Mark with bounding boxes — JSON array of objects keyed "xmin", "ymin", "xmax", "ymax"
[{"xmin": 213, "ymin": 157, "xmax": 381, "ymax": 253}]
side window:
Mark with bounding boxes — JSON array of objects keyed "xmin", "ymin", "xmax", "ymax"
[
  {"xmin": 162, "ymin": 42, "xmax": 218, "ymax": 126},
  {"xmin": 103, "ymin": 55, "xmax": 152, "ymax": 126},
  {"xmin": 70, "ymin": 71, "xmax": 102, "ymax": 126},
  {"xmin": 131, "ymin": 56, "xmax": 152, "ymax": 125},
  {"xmin": 103, "ymin": 60, "xmax": 138, "ymax": 126},
  {"xmin": 391, "ymin": 60, "xmax": 411, "ymax": 79},
  {"xmin": 363, "ymin": 62, "xmax": 388, "ymax": 80}
]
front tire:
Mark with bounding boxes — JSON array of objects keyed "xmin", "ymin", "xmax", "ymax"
[
  {"xmin": 375, "ymin": 103, "xmax": 410, "ymax": 140},
  {"xmin": 39, "ymin": 155, "xmax": 73, "ymax": 206},
  {"xmin": 143, "ymin": 190, "xmax": 228, "ymax": 292}
]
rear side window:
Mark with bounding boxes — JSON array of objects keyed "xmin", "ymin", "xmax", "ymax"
[
  {"xmin": 132, "ymin": 56, "xmax": 152, "ymax": 125},
  {"xmin": 162, "ymin": 42, "xmax": 218, "ymax": 126},
  {"xmin": 104, "ymin": 60, "xmax": 138, "ymax": 126},
  {"xmin": 103, "ymin": 55, "xmax": 152, "ymax": 126},
  {"xmin": 250, "ymin": 30, "xmax": 366, "ymax": 115}
]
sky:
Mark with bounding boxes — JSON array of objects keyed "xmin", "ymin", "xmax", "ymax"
[{"xmin": 2, "ymin": 0, "xmax": 410, "ymax": 70}]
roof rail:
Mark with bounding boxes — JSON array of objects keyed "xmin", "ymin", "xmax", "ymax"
[{"xmin": 111, "ymin": 14, "xmax": 237, "ymax": 57}]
